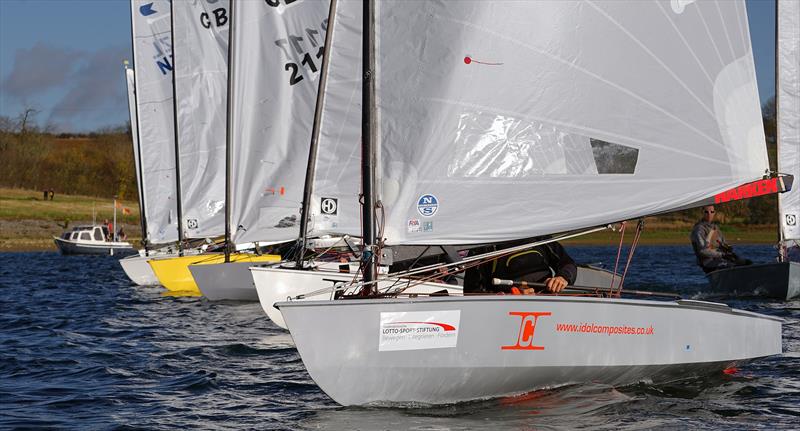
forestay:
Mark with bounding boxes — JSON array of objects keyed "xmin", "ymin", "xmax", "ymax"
[
  {"xmin": 124, "ymin": 66, "xmax": 146, "ymax": 243},
  {"xmin": 229, "ymin": 0, "xmax": 330, "ymax": 245},
  {"xmin": 778, "ymin": 0, "xmax": 800, "ymax": 242},
  {"xmin": 358, "ymin": 0, "xmax": 767, "ymax": 245},
  {"xmin": 307, "ymin": 0, "xmax": 363, "ymax": 238},
  {"xmin": 131, "ymin": 0, "xmax": 179, "ymax": 244},
  {"xmin": 172, "ymin": 0, "xmax": 229, "ymax": 239}
]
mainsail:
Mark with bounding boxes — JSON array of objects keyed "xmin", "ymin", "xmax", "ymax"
[
  {"xmin": 172, "ymin": 0, "xmax": 229, "ymax": 239},
  {"xmin": 228, "ymin": 0, "xmax": 331, "ymax": 245},
  {"xmin": 778, "ymin": 0, "xmax": 800, "ymax": 242},
  {"xmin": 324, "ymin": 0, "xmax": 767, "ymax": 245},
  {"xmin": 130, "ymin": 0, "xmax": 179, "ymax": 245},
  {"xmin": 230, "ymin": 0, "xmax": 329, "ymax": 243},
  {"xmin": 124, "ymin": 65, "xmax": 147, "ymax": 245},
  {"xmin": 312, "ymin": 0, "xmax": 769, "ymax": 245}
]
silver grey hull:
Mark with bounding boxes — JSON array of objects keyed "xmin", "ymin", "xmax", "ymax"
[
  {"xmin": 706, "ymin": 262, "xmax": 800, "ymax": 300},
  {"xmin": 119, "ymin": 254, "xmax": 160, "ymax": 286},
  {"xmin": 277, "ymin": 295, "xmax": 781, "ymax": 406},
  {"xmin": 190, "ymin": 262, "xmax": 263, "ymax": 301}
]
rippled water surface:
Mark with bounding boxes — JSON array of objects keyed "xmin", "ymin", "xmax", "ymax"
[{"xmin": 1, "ymin": 246, "xmax": 798, "ymax": 429}]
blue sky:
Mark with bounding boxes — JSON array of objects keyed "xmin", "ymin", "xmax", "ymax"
[{"xmin": 0, "ymin": 0, "xmax": 780, "ymax": 132}]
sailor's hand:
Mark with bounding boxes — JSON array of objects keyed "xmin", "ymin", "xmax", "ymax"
[
  {"xmin": 521, "ymin": 287, "xmax": 536, "ymax": 295},
  {"xmin": 544, "ymin": 276, "xmax": 568, "ymax": 293}
]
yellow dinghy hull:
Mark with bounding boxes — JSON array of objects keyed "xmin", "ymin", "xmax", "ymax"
[{"xmin": 148, "ymin": 253, "xmax": 281, "ymax": 295}]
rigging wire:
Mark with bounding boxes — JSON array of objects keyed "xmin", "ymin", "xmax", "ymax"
[
  {"xmin": 614, "ymin": 219, "xmax": 645, "ymax": 297},
  {"xmin": 609, "ymin": 221, "xmax": 626, "ymax": 294}
]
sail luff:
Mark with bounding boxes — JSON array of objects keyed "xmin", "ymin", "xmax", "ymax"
[
  {"xmin": 778, "ymin": 0, "xmax": 800, "ymax": 243},
  {"xmin": 297, "ymin": 0, "xmax": 340, "ymax": 266},
  {"xmin": 224, "ymin": 0, "xmax": 237, "ymax": 262},
  {"xmin": 129, "ymin": 2, "xmax": 149, "ymax": 252},
  {"xmin": 361, "ymin": 0, "xmax": 378, "ymax": 286},
  {"xmin": 776, "ymin": 0, "xmax": 784, "ymax": 254},
  {"xmin": 169, "ymin": 1, "xmax": 185, "ymax": 255},
  {"xmin": 124, "ymin": 65, "xmax": 147, "ymax": 251}
]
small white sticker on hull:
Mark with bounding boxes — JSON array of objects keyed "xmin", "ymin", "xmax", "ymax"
[{"xmin": 379, "ymin": 310, "xmax": 460, "ymax": 351}]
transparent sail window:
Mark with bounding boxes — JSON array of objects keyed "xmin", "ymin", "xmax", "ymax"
[
  {"xmin": 589, "ymin": 140, "xmax": 639, "ymax": 174},
  {"xmin": 448, "ymin": 111, "xmax": 638, "ymax": 178}
]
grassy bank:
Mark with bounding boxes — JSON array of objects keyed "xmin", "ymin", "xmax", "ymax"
[{"xmin": 0, "ymin": 187, "xmax": 142, "ymax": 251}]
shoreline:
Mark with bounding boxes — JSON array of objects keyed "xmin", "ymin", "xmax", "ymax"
[
  {"xmin": 0, "ymin": 230, "xmax": 778, "ymax": 253},
  {"xmin": 1, "ymin": 187, "xmax": 780, "ymax": 252}
]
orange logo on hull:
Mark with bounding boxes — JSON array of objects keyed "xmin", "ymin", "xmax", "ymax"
[{"xmin": 502, "ymin": 311, "xmax": 551, "ymax": 350}]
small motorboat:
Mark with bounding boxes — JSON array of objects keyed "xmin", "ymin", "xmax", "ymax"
[{"xmin": 53, "ymin": 225, "xmax": 134, "ymax": 256}]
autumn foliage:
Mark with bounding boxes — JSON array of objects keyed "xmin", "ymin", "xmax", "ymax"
[{"xmin": 0, "ymin": 113, "xmax": 138, "ymax": 201}]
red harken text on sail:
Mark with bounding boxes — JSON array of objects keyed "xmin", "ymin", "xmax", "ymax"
[{"xmin": 714, "ymin": 178, "xmax": 778, "ymax": 204}]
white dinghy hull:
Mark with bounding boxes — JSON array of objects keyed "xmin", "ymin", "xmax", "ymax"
[
  {"xmin": 252, "ymin": 266, "xmax": 461, "ymax": 329},
  {"xmin": 252, "ymin": 265, "xmax": 617, "ymax": 329},
  {"xmin": 119, "ymin": 254, "xmax": 160, "ymax": 286},
  {"xmin": 53, "ymin": 237, "xmax": 134, "ymax": 256},
  {"xmin": 276, "ymin": 296, "xmax": 782, "ymax": 406}
]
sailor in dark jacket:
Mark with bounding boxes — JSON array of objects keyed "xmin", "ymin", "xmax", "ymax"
[
  {"xmin": 690, "ymin": 205, "xmax": 751, "ymax": 273},
  {"xmin": 464, "ymin": 240, "xmax": 577, "ymax": 294}
]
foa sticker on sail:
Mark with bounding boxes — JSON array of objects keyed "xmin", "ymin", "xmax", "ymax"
[{"xmin": 379, "ymin": 311, "xmax": 460, "ymax": 352}]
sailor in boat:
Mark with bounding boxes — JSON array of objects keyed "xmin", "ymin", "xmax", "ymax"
[
  {"xmin": 465, "ymin": 240, "xmax": 577, "ymax": 294},
  {"xmin": 690, "ymin": 205, "xmax": 752, "ymax": 273}
]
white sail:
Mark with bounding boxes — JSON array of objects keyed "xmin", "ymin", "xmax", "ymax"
[
  {"xmin": 124, "ymin": 66, "xmax": 146, "ymax": 242},
  {"xmin": 172, "ymin": 0, "xmax": 229, "ymax": 239},
  {"xmin": 307, "ymin": 0, "xmax": 363, "ymax": 238},
  {"xmin": 131, "ymin": 0, "xmax": 179, "ymax": 244},
  {"xmin": 778, "ymin": 0, "xmax": 800, "ymax": 242},
  {"xmin": 229, "ymin": 0, "xmax": 330, "ymax": 245},
  {"xmin": 352, "ymin": 0, "xmax": 767, "ymax": 245}
]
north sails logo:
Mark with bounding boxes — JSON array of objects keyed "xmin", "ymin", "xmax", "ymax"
[{"xmin": 139, "ymin": 2, "xmax": 157, "ymax": 16}]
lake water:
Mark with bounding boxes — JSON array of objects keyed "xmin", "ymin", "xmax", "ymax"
[{"xmin": 1, "ymin": 245, "xmax": 798, "ymax": 429}]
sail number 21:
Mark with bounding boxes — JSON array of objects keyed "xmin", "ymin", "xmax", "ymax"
[{"xmin": 274, "ymin": 19, "xmax": 328, "ymax": 86}]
